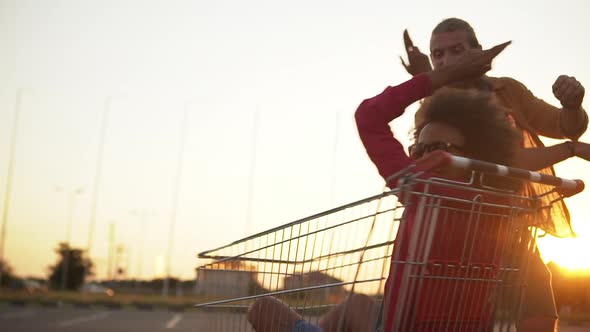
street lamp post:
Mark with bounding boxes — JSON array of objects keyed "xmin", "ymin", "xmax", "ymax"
[
  {"xmin": 0, "ymin": 90, "xmax": 22, "ymax": 288},
  {"xmin": 330, "ymin": 111, "xmax": 340, "ymax": 207},
  {"xmin": 130, "ymin": 209, "xmax": 155, "ymax": 292},
  {"xmin": 86, "ymin": 97, "xmax": 111, "ymax": 257},
  {"xmin": 245, "ymin": 110, "xmax": 259, "ymax": 235},
  {"xmin": 163, "ymin": 103, "xmax": 190, "ymax": 298},
  {"xmin": 85, "ymin": 95, "xmax": 121, "ymax": 282}
]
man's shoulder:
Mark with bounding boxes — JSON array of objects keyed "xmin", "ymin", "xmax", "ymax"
[{"xmin": 486, "ymin": 76, "xmax": 527, "ymax": 91}]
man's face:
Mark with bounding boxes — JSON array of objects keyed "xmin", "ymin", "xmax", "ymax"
[{"xmin": 430, "ymin": 30, "xmax": 477, "ymax": 69}]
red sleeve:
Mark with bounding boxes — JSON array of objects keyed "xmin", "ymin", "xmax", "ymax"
[{"xmin": 355, "ymin": 74, "xmax": 433, "ymax": 187}]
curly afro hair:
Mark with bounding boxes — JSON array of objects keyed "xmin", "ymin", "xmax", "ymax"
[{"xmin": 415, "ymin": 87, "xmax": 522, "ymax": 168}]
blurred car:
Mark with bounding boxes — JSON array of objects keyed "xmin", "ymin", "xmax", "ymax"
[
  {"xmin": 10, "ymin": 278, "xmax": 48, "ymax": 294},
  {"xmin": 80, "ymin": 282, "xmax": 114, "ymax": 296}
]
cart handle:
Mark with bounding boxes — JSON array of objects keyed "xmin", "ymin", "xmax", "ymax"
[{"xmin": 413, "ymin": 151, "xmax": 585, "ymax": 197}]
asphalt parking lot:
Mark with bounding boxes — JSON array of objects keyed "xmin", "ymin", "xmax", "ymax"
[
  {"xmin": 1, "ymin": 303, "xmax": 588, "ymax": 331},
  {"xmin": 0, "ymin": 304, "xmax": 238, "ymax": 332}
]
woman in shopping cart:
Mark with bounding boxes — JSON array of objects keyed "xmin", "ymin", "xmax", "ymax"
[{"xmin": 248, "ymin": 41, "xmax": 589, "ymax": 332}]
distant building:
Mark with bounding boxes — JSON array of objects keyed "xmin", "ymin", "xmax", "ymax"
[
  {"xmin": 194, "ymin": 260, "xmax": 258, "ymax": 299},
  {"xmin": 283, "ymin": 271, "xmax": 346, "ymax": 303}
]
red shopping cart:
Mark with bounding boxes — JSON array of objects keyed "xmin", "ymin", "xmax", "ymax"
[{"xmin": 195, "ymin": 152, "xmax": 584, "ymax": 332}]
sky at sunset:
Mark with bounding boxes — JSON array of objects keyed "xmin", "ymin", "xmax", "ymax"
[{"xmin": 1, "ymin": 0, "xmax": 590, "ymax": 280}]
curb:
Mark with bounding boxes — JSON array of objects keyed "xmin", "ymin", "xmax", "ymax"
[
  {"xmin": 2, "ymin": 299, "xmax": 192, "ymax": 312},
  {"xmin": 72, "ymin": 301, "xmax": 92, "ymax": 309},
  {"xmin": 102, "ymin": 302, "xmax": 123, "ymax": 310},
  {"xmin": 8, "ymin": 300, "xmax": 27, "ymax": 307},
  {"xmin": 39, "ymin": 300, "xmax": 59, "ymax": 308},
  {"xmin": 132, "ymin": 302, "xmax": 154, "ymax": 311},
  {"xmin": 167, "ymin": 305, "xmax": 186, "ymax": 312}
]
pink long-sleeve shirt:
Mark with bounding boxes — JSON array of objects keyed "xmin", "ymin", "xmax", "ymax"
[{"xmin": 355, "ymin": 74, "xmax": 508, "ymax": 331}]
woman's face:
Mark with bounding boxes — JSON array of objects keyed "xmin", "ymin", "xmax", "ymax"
[{"xmin": 413, "ymin": 122, "xmax": 465, "ymax": 159}]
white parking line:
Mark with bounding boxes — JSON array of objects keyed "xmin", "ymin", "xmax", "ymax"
[
  {"xmin": 0, "ymin": 310, "xmax": 35, "ymax": 319},
  {"xmin": 165, "ymin": 313, "xmax": 183, "ymax": 329},
  {"xmin": 58, "ymin": 311, "xmax": 111, "ymax": 327}
]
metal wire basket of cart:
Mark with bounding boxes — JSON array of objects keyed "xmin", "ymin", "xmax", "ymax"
[{"xmin": 194, "ymin": 153, "xmax": 584, "ymax": 331}]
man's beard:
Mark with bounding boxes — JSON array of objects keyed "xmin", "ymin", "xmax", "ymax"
[{"xmin": 449, "ymin": 77, "xmax": 493, "ymax": 92}]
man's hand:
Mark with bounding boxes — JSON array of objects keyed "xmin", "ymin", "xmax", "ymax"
[
  {"xmin": 428, "ymin": 41, "xmax": 511, "ymax": 90},
  {"xmin": 574, "ymin": 142, "xmax": 590, "ymax": 161},
  {"xmin": 553, "ymin": 75, "xmax": 585, "ymax": 110},
  {"xmin": 400, "ymin": 29, "xmax": 432, "ymax": 76}
]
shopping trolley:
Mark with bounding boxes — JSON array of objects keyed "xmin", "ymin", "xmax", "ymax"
[{"xmin": 195, "ymin": 152, "xmax": 584, "ymax": 331}]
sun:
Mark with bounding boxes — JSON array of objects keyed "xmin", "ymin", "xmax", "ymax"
[
  {"xmin": 534, "ymin": 194, "xmax": 590, "ymax": 275},
  {"xmin": 537, "ymin": 235, "xmax": 590, "ymax": 275}
]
